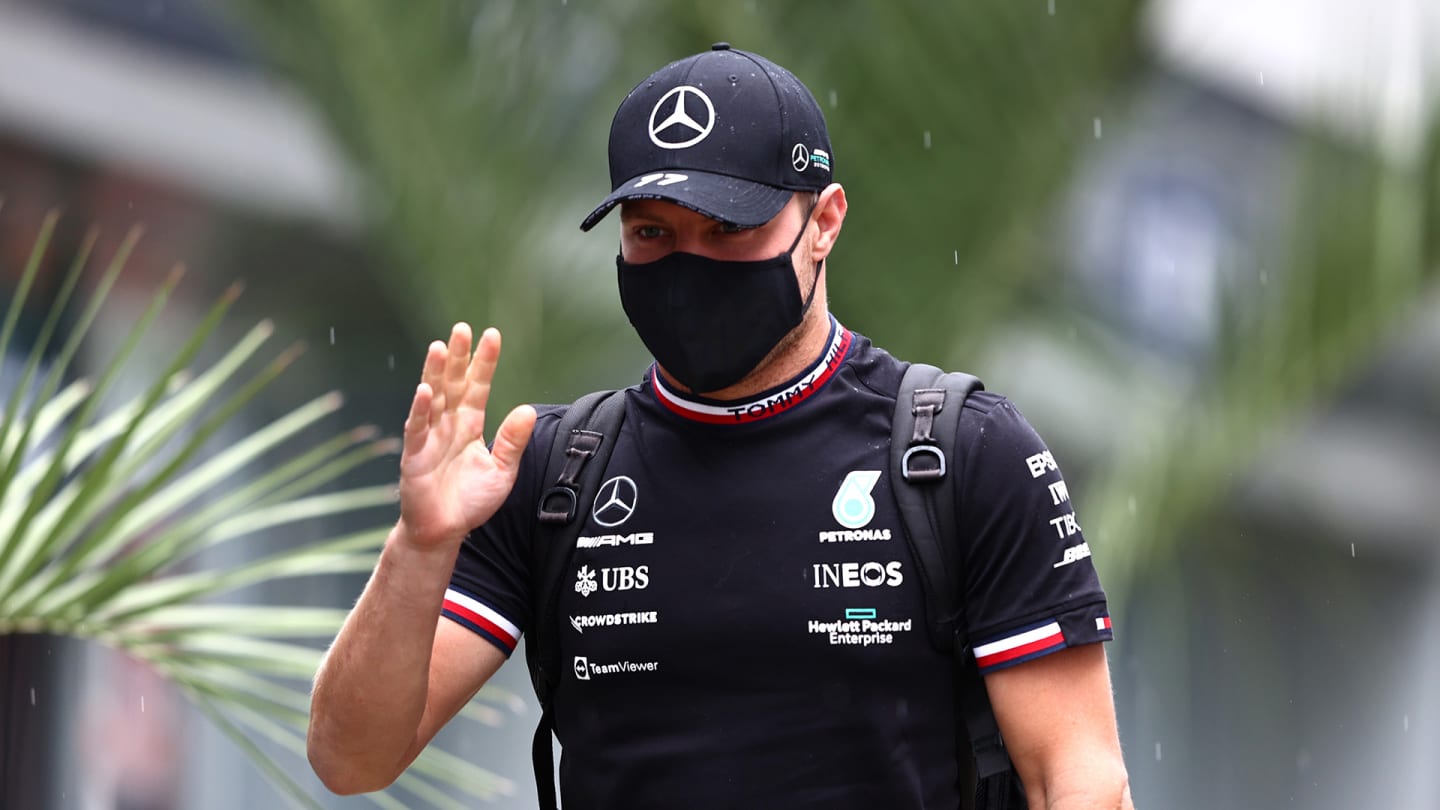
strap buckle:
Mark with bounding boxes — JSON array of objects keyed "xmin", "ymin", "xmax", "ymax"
[
  {"xmin": 537, "ymin": 486, "xmax": 578, "ymax": 524},
  {"xmin": 901, "ymin": 444, "xmax": 946, "ymax": 482}
]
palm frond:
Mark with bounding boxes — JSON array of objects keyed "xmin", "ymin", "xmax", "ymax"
[{"xmin": 0, "ymin": 214, "xmax": 513, "ymax": 807}]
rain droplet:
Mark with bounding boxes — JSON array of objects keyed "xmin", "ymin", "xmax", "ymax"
[
  {"xmin": 1261, "ymin": 269, "xmax": 1269, "ymax": 285},
  {"xmin": 329, "ymin": 327, "xmax": 336, "ymax": 345},
  {"xmin": 388, "ymin": 354, "xmax": 396, "ymax": 371},
  {"xmin": 1258, "ymin": 71, "xmax": 1265, "ymax": 86},
  {"xmin": 829, "ymin": 89, "xmax": 838, "ymax": 109},
  {"xmin": 953, "ymin": 250, "xmax": 959, "ymax": 265},
  {"xmin": 1155, "ymin": 742, "xmax": 1162, "ymax": 761},
  {"xmin": 141, "ymin": 695, "xmax": 146, "ymax": 713},
  {"xmin": 1093, "ymin": 117, "xmax": 1103, "ymax": 139},
  {"xmin": 30, "ymin": 687, "xmax": 36, "ymax": 705},
  {"xmin": 1127, "ymin": 496, "xmax": 1137, "ymax": 516},
  {"xmin": 923, "ymin": 131, "xmax": 932, "ymax": 149},
  {"xmin": 1048, "ymin": 0, "xmax": 1056, "ymax": 14},
  {"xmin": 1404, "ymin": 714, "xmax": 1410, "ymax": 732},
  {"xmin": 1350, "ymin": 542, "xmax": 1355, "ymax": 558}
]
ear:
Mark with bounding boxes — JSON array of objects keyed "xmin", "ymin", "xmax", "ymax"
[{"xmin": 810, "ymin": 183, "xmax": 847, "ymax": 263}]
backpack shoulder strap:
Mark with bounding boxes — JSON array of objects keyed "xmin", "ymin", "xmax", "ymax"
[
  {"xmin": 889, "ymin": 362, "xmax": 981, "ymax": 653},
  {"xmin": 526, "ymin": 388, "xmax": 628, "ymax": 810},
  {"xmin": 890, "ymin": 364, "xmax": 1025, "ymax": 809}
]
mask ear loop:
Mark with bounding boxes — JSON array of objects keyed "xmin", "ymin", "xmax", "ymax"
[{"xmin": 793, "ymin": 193, "xmax": 825, "ymax": 314}]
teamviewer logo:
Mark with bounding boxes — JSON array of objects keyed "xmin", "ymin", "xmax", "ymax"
[{"xmin": 573, "ymin": 656, "xmax": 590, "ymax": 681}]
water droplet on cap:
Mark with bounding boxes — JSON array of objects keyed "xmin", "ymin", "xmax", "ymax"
[{"xmin": 711, "ymin": 42, "xmax": 732, "ymax": 51}]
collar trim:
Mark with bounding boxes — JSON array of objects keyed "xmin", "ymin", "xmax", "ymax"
[{"xmin": 651, "ymin": 321, "xmax": 852, "ymax": 425}]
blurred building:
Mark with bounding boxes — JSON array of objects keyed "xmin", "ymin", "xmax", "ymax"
[{"xmin": 1028, "ymin": 1, "xmax": 1439, "ymax": 807}]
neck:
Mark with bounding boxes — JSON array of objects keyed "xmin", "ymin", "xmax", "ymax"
[{"xmin": 659, "ymin": 303, "xmax": 833, "ymax": 400}]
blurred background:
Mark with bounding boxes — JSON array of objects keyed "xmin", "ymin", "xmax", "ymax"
[{"xmin": 0, "ymin": 0, "xmax": 1436, "ymax": 807}]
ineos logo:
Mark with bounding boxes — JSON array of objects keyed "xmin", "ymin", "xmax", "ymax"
[
  {"xmin": 592, "ymin": 476, "xmax": 638, "ymax": 528},
  {"xmin": 648, "ymin": 86, "xmax": 716, "ymax": 149}
]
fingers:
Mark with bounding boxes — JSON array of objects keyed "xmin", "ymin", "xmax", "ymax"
[
  {"xmin": 490, "ymin": 404, "xmax": 537, "ymax": 473},
  {"xmin": 401, "ymin": 381, "xmax": 434, "ymax": 458},
  {"xmin": 420, "ymin": 340, "xmax": 448, "ymax": 422},
  {"xmin": 443, "ymin": 323, "xmax": 473, "ymax": 416},
  {"xmin": 462, "ymin": 327, "xmax": 502, "ymax": 415}
]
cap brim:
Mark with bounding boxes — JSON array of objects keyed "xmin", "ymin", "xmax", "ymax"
[{"xmin": 579, "ymin": 170, "xmax": 793, "ymax": 232}]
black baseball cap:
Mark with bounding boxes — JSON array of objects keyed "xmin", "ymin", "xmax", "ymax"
[{"xmin": 579, "ymin": 43, "xmax": 834, "ymax": 232}]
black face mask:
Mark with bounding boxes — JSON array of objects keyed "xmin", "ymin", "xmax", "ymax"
[{"xmin": 617, "ymin": 222, "xmax": 821, "ymax": 395}]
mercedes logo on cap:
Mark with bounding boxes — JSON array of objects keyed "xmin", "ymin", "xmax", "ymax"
[
  {"xmin": 592, "ymin": 475, "xmax": 638, "ymax": 527},
  {"xmin": 648, "ymin": 86, "xmax": 715, "ymax": 150},
  {"xmin": 792, "ymin": 143, "xmax": 810, "ymax": 172}
]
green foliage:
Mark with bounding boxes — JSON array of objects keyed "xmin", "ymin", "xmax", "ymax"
[{"xmin": 0, "ymin": 213, "xmax": 515, "ymax": 807}]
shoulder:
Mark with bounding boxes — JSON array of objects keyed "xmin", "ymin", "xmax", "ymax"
[{"xmin": 527, "ymin": 384, "xmax": 647, "ymax": 455}]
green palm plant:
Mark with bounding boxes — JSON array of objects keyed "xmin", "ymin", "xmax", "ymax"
[{"xmin": 0, "ymin": 210, "xmax": 518, "ymax": 807}]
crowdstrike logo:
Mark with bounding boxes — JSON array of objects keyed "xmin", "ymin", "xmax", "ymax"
[
  {"xmin": 592, "ymin": 476, "xmax": 638, "ymax": 528},
  {"xmin": 648, "ymin": 86, "xmax": 715, "ymax": 149},
  {"xmin": 569, "ymin": 610, "xmax": 660, "ymax": 633}
]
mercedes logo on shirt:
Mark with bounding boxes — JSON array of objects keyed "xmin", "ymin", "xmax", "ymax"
[
  {"xmin": 592, "ymin": 475, "xmax": 639, "ymax": 527},
  {"xmin": 648, "ymin": 86, "xmax": 716, "ymax": 150}
]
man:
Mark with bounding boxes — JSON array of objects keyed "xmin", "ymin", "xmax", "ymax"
[{"xmin": 308, "ymin": 44, "xmax": 1133, "ymax": 809}]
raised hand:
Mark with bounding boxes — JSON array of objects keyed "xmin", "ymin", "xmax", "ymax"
[{"xmin": 396, "ymin": 323, "xmax": 537, "ymax": 550}]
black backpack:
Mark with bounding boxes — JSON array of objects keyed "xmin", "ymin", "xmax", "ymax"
[{"xmin": 524, "ymin": 363, "xmax": 1025, "ymax": 810}]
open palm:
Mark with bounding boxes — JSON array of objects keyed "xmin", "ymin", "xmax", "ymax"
[{"xmin": 397, "ymin": 323, "xmax": 536, "ymax": 549}]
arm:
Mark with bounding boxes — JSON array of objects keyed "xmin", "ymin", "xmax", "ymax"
[
  {"xmin": 307, "ymin": 324, "xmax": 536, "ymax": 794},
  {"xmin": 983, "ymin": 643, "xmax": 1133, "ymax": 810}
]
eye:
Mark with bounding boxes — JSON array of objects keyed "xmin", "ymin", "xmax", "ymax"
[
  {"xmin": 634, "ymin": 224, "xmax": 665, "ymax": 239},
  {"xmin": 718, "ymin": 220, "xmax": 746, "ymax": 234}
]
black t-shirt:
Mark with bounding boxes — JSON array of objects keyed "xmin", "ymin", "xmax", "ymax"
[{"xmin": 443, "ymin": 319, "xmax": 1112, "ymax": 809}]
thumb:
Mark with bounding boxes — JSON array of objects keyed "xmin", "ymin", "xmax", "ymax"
[{"xmin": 490, "ymin": 404, "xmax": 537, "ymax": 473}]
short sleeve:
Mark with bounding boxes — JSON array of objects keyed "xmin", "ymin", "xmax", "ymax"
[
  {"xmin": 441, "ymin": 406, "xmax": 564, "ymax": 657},
  {"xmin": 953, "ymin": 393, "xmax": 1113, "ymax": 674}
]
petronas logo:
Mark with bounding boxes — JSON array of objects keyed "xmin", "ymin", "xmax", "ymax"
[{"xmin": 832, "ymin": 470, "xmax": 881, "ymax": 529}]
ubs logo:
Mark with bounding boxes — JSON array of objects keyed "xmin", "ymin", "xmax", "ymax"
[
  {"xmin": 593, "ymin": 476, "xmax": 638, "ymax": 528},
  {"xmin": 575, "ymin": 564, "xmax": 650, "ymax": 598}
]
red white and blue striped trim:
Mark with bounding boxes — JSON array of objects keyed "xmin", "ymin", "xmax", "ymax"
[
  {"xmin": 442, "ymin": 588, "xmax": 520, "ymax": 655},
  {"xmin": 973, "ymin": 619, "xmax": 1067, "ymax": 674},
  {"xmin": 651, "ymin": 320, "xmax": 853, "ymax": 425}
]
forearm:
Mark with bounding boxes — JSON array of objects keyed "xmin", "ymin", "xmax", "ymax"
[{"xmin": 307, "ymin": 521, "xmax": 460, "ymax": 793}]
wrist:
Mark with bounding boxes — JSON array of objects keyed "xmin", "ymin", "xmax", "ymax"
[{"xmin": 387, "ymin": 518, "xmax": 464, "ymax": 559}]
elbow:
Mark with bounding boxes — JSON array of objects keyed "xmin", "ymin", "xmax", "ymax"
[
  {"xmin": 308, "ymin": 752, "xmax": 399, "ymax": 796},
  {"xmin": 1029, "ymin": 763, "xmax": 1133, "ymax": 809},
  {"xmin": 307, "ymin": 732, "xmax": 401, "ymax": 796}
]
